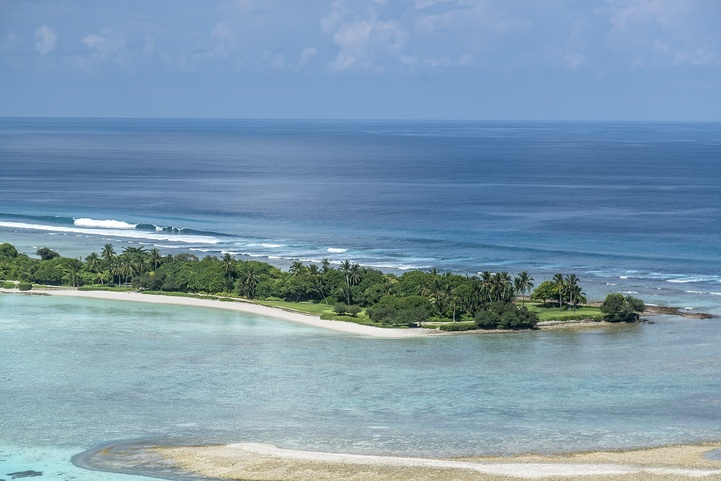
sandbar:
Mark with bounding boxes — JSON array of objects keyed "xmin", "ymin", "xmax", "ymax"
[
  {"xmin": 1, "ymin": 287, "xmax": 433, "ymax": 338},
  {"xmin": 153, "ymin": 442, "xmax": 721, "ymax": 480}
]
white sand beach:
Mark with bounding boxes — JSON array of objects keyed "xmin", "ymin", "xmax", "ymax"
[
  {"xmin": 154, "ymin": 442, "xmax": 721, "ymax": 480},
  {"xmin": 4, "ymin": 288, "xmax": 433, "ymax": 338}
]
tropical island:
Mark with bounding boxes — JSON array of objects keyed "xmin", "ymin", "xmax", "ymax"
[{"xmin": 1, "ymin": 242, "xmax": 647, "ymax": 331}]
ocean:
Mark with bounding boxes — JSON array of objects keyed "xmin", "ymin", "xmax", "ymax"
[
  {"xmin": 1, "ymin": 117, "xmax": 721, "ymax": 479},
  {"xmin": 1, "ymin": 117, "xmax": 720, "ymax": 313}
]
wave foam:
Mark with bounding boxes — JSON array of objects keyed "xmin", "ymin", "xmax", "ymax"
[
  {"xmin": 74, "ymin": 218, "xmax": 137, "ymax": 229},
  {"xmin": 0, "ymin": 221, "xmax": 218, "ymax": 245},
  {"xmin": 327, "ymin": 247, "xmax": 348, "ymax": 253}
]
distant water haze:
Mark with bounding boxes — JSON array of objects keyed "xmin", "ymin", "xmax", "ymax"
[{"xmin": 1, "ymin": 118, "xmax": 720, "ymax": 313}]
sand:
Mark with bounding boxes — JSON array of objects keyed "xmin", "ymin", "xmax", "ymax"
[
  {"xmin": 1, "ymin": 287, "xmax": 433, "ymax": 338},
  {"xmin": 154, "ymin": 442, "xmax": 721, "ymax": 480}
]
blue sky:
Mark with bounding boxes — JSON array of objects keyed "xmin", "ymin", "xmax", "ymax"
[{"xmin": 1, "ymin": 0, "xmax": 720, "ymax": 120}]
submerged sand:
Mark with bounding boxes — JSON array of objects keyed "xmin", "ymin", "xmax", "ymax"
[
  {"xmin": 2, "ymin": 288, "xmax": 433, "ymax": 338},
  {"xmin": 154, "ymin": 442, "xmax": 721, "ymax": 480}
]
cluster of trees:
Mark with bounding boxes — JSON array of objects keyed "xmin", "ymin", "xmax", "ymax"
[
  {"xmin": 600, "ymin": 293, "xmax": 645, "ymax": 322},
  {"xmin": 0, "ymin": 242, "xmax": 642, "ymax": 329},
  {"xmin": 530, "ymin": 273, "xmax": 586, "ymax": 311}
]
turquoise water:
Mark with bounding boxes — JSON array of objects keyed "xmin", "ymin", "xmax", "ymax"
[{"xmin": 2, "ymin": 293, "xmax": 721, "ymax": 479}]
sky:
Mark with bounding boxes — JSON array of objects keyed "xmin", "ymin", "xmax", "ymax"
[{"xmin": 1, "ymin": 0, "xmax": 720, "ymax": 120}]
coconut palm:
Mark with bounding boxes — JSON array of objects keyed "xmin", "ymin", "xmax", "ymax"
[
  {"xmin": 243, "ymin": 268, "xmax": 258, "ymax": 299},
  {"xmin": 566, "ymin": 274, "xmax": 581, "ymax": 312},
  {"xmin": 480, "ymin": 271, "xmax": 494, "ymax": 302},
  {"xmin": 101, "ymin": 244, "xmax": 116, "ymax": 270},
  {"xmin": 514, "ymin": 271, "xmax": 534, "ymax": 307},
  {"xmin": 289, "ymin": 261, "xmax": 305, "ymax": 277},
  {"xmin": 221, "ymin": 253, "xmax": 235, "ymax": 286},
  {"xmin": 340, "ymin": 260, "xmax": 362, "ymax": 305},
  {"xmin": 149, "ymin": 248, "xmax": 163, "ymax": 271},
  {"xmin": 553, "ymin": 273, "xmax": 565, "ymax": 309},
  {"xmin": 321, "ymin": 258, "xmax": 331, "ymax": 274},
  {"xmin": 85, "ymin": 252, "xmax": 102, "ymax": 284}
]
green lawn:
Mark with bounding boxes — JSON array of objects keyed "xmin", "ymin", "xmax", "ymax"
[
  {"xmin": 252, "ymin": 299, "xmax": 387, "ymax": 327},
  {"xmin": 525, "ymin": 302, "xmax": 604, "ymax": 321},
  {"xmin": 253, "ymin": 299, "xmax": 335, "ymax": 316}
]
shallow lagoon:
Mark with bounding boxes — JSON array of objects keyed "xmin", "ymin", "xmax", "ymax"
[{"xmin": 2, "ymin": 293, "xmax": 721, "ymax": 480}]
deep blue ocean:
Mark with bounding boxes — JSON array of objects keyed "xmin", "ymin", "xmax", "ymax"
[{"xmin": 1, "ymin": 117, "xmax": 720, "ymax": 311}]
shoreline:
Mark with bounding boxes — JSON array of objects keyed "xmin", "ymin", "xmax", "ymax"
[
  {"xmin": 2, "ymin": 287, "xmax": 711, "ymax": 337},
  {"xmin": 78, "ymin": 441, "xmax": 721, "ymax": 481},
  {"xmin": 0, "ymin": 287, "xmax": 434, "ymax": 339}
]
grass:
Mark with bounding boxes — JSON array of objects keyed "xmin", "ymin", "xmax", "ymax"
[{"xmin": 525, "ymin": 302, "xmax": 604, "ymax": 321}]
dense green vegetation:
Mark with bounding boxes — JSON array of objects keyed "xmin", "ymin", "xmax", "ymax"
[
  {"xmin": 0, "ymin": 242, "xmax": 643, "ymax": 330},
  {"xmin": 600, "ymin": 293, "xmax": 646, "ymax": 322}
]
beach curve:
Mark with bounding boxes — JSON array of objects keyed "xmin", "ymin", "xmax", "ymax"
[{"xmin": 3, "ymin": 288, "xmax": 434, "ymax": 338}]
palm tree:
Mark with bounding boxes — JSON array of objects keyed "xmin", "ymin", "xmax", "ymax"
[
  {"xmin": 514, "ymin": 271, "xmax": 534, "ymax": 307},
  {"xmin": 307, "ymin": 264, "xmax": 328, "ymax": 304},
  {"xmin": 289, "ymin": 261, "xmax": 305, "ymax": 277},
  {"xmin": 101, "ymin": 244, "xmax": 116, "ymax": 270},
  {"xmin": 63, "ymin": 259, "xmax": 83, "ymax": 287},
  {"xmin": 553, "ymin": 273, "xmax": 565, "ymax": 309},
  {"xmin": 340, "ymin": 260, "xmax": 362, "ymax": 305},
  {"xmin": 321, "ymin": 258, "xmax": 331, "ymax": 274},
  {"xmin": 566, "ymin": 274, "xmax": 580, "ymax": 312},
  {"xmin": 480, "ymin": 271, "xmax": 494, "ymax": 302},
  {"xmin": 221, "ymin": 253, "xmax": 235, "ymax": 286},
  {"xmin": 85, "ymin": 252, "xmax": 102, "ymax": 284},
  {"xmin": 149, "ymin": 248, "xmax": 163, "ymax": 271},
  {"xmin": 491, "ymin": 272, "xmax": 512, "ymax": 302},
  {"xmin": 244, "ymin": 268, "xmax": 258, "ymax": 300},
  {"xmin": 349, "ymin": 262, "xmax": 362, "ymax": 304}
]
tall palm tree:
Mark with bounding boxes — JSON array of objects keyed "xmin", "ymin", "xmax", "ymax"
[
  {"xmin": 149, "ymin": 248, "xmax": 163, "ymax": 271},
  {"xmin": 321, "ymin": 258, "xmax": 331, "ymax": 274},
  {"xmin": 340, "ymin": 260, "xmax": 362, "ymax": 305},
  {"xmin": 244, "ymin": 267, "xmax": 258, "ymax": 299},
  {"xmin": 289, "ymin": 261, "xmax": 305, "ymax": 277},
  {"xmin": 85, "ymin": 252, "xmax": 102, "ymax": 284},
  {"xmin": 553, "ymin": 273, "xmax": 565, "ymax": 309},
  {"xmin": 307, "ymin": 264, "xmax": 328, "ymax": 304},
  {"xmin": 101, "ymin": 244, "xmax": 116, "ymax": 270},
  {"xmin": 514, "ymin": 271, "xmax": 534, "ymax": 307},
  {"xmin": 565, "ymin": 274, "xmax": 580, "ymax": 312},
  {"xmin": 480, "ymin": 271, "xmax": 494, "ymax": 302},
  {"xmin": 221, "ymin": 253, "xmax": 235, "ymax": 285}
]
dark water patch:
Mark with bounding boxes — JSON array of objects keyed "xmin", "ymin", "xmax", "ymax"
[
  {"xmin": 705, "ymin": 448, "xmax": 721, "ymax": 461},
  {"xmin": 6, "ymin": 472, "xmax": 42, "ymax": 479},
  {"xmin": 72, "ymin": 441, "xmax": 220, "ymax": 481}
]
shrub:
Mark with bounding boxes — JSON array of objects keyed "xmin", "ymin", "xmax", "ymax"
[
  {"xmin": 600, "ymin": 293, "xmax": 644, "ymax": 322},
  {"xmin": 439, "ymin": 321, "xmax": 477, "ymax": 332},
  {"xmin": 36, "ymin": 247, "xmax": 60, "ymax": 261},
  {"xmin": 347, "ymin": 304, "xmax": 361, "ymax": 317},
  {"xmin": 17, "ymin": 282, "xmax": 33, "ymax": 291},
  {"xmin": 333, "ymin": 302, "xmax": 349, "ymax": 315},
  {"xmin": 475, "ymin": 302, "xmax": 538, "ymax": 330},
  {"xmin": 2, "ymin": 281, "xmax": 15, "ymax": 289}
]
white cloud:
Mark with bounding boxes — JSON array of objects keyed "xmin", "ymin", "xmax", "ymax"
[
  {"xmin": 605, "ymin": 0, "xmax": 721, "ymax": 67},
  {"xmin": 297, "ymin": 46, "xmax": 317, "ymax": 67},
  {"xmin": 82, "ymin": 34, "xmax": 104, "ymax": 50},
  {"xmin": 34, "ymin": 24, "xmax": 57, "ymax": 55},
  {"xmin": 78, "ymin": 28, "xmax": 128, "ymax": 69},
  {"xmin": 330, "ymin": 18, "xmax": 405, "ymax": 71}
]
